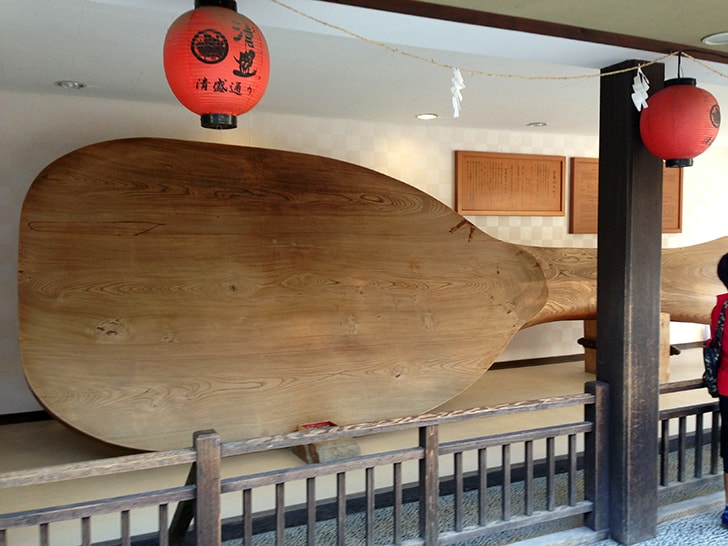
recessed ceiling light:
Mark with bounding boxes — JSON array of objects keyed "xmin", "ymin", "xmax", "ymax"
[
  {"xmin": 54, "ymin": 80, "xmax": 86, "ymax": 90},
  {"xmin": 526, "ymin": 121, "xmax": 547, "ymax": 128},
  {"xmin": 702, "ymin": 32, "xmax": 728, "ymax": 45},
  {"xmin": 416, "ymin": 113, "xmax": 438, "ymax": 121}
]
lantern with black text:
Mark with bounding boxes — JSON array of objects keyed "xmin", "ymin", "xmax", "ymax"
[
  {"xmin": 639, "ymin": 78, "xmax": 720, "ymax": 167},
  {"xmin": 164, "ymin": 0, "xmax": 270, "ymax": 129}
]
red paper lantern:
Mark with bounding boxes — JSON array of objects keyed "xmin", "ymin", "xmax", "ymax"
[
  {"xmin": 164, "ymin": 0, "xmax": 270, "ymax": 129},
  {"xmin": 639, "ymin": 77, "xmax": 720, "ymax": 167}
]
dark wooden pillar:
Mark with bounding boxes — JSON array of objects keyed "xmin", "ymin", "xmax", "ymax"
[{"xmin": 596, "ymin": 60, "xmax": 665, "ymax": 544}]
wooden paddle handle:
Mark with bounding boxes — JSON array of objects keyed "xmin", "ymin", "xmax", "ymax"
[
  {"xmin": 662, "ymin": 237, "xmax": 727, "ymax": 324},
  {"xmin": 520, "ymin": 237, "xmax": 727, "ymax": 327}
]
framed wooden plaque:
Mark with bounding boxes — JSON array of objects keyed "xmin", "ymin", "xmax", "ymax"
[
  {"xmin": 661, "ymin": 166, "xmax": 683, "ymax": 233},
  {"xmin": 569, "ymin": 157, "xmax": 683, "ymax": 234},
  {"xmin": 455, "ymin": 151, "xmax": 566, "ymax": 216},
  {"xmin": 568, "ymin": 157, "xmax": 599, "ymax": 234}
]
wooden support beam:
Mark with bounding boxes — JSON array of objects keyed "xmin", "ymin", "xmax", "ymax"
[
  {"xmin": 168, "ymin": 464, "xmax": 196, "ymax": 546},
  {"xmin": 596, "ymin": 59, "xmax": 665, "ymax": 544}
]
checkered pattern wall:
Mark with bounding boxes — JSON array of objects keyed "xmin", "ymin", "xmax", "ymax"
[{"xmin": 246, "ymin": 111, "xmax": 727, "ymax": 361}]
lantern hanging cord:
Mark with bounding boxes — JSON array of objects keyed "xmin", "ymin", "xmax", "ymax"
[
  {"xmin": 269, "ymin": 0, "xmax": 728, "ymax": 82},
  {"xmin": 677, "ymin": 51, "xmax": 683, "ymax": 78}
]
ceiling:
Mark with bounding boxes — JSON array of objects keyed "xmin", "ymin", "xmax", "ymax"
[{"xmin": 2, "ymin": 0, "xmax": 728, "ymax": 138}]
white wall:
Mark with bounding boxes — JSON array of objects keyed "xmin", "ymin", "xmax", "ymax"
[{"xmin": 2, "ymin": 90, "xmax": 727, "ymax": 414}]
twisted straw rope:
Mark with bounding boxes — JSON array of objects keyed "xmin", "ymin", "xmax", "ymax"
[{"xmin": 268, "ymin": 0, "xmax": 728, "ymax": 81}]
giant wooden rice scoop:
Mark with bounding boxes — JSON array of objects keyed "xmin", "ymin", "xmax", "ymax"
[{"xmin": 18, "ymin": 138, "xmax": 725, "ymax": 450}]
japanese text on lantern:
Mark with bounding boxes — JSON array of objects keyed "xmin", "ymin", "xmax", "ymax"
[{"xmin": 455, "ymin": 151, "xmax": 565, "ymax": 216}]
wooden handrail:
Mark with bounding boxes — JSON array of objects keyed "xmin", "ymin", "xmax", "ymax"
[
  {"xmin": 659, "ymin": 378, "xmax": 707, "ymax": 394},
  {"xmin": 0, "ymin": 448, "xmax": 196, "ymax": 489},
  {"xmin": 221, "ymin": 393, "xmax": 596, "ymax": 457}
]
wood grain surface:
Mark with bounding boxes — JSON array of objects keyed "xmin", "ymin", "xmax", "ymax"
[
  {"xmin": 19, "ymin": 138, "xmax": 547, "ymax": 450},
  {"xmin": 18, "ymin": 138, "xmax": 725, "ymax": 450},
  {"xmin": 523, "ymin": 238, "xmax": 726, "ymax": 327}
]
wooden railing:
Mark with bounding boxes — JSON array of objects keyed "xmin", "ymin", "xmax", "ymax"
[
  {"xmin": 658, "ymin": 379, "xmax": 721, "ymax": 494},
  {"xmin": 0, "ymin": 379, "xmax": 719, "ymax": 545}
]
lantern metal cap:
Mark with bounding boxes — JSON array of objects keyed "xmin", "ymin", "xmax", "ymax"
[
  {"xmin": 195, "ymin": 0, "xmax": 237, "ymax": 10},
  {"xmin": 664, "ymin": 77, "xmax": 696, "ymax": 88},
  {"xmin": 665, "ymin": 158, "xmax": 693, "ymax": 168},
  {"xmin": 201, "ymin": 114, "xmax": 237, "ymax": 130}
]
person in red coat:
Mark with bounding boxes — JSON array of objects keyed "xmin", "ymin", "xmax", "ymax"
[{"xmin": 710, "ymin": 253, "xmax": 728, "ymax": 527}]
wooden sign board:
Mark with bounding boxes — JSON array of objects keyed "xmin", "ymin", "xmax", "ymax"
[
  {"xmin": 569, "ymin": 157, "xmax": 683, "ymax": 234},
  {"xmin": 455, "ymin": 151, "xmax": 566, "ymax": 216},
  {"xmin": 661, "ymin": 167, "xmax": 683, "ymax": 233}
]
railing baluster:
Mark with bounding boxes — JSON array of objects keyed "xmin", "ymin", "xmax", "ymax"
[
  {"xmin": 568, "ymin": 434, "xmax": 577, "ymax": 506},
  {"xmin": 454, "ymin": 451, "xmax": 464, "ymax": 531},
  {"xmin": 660, "ymin": 419, "xmax": 670, "ymax": 486},
  {"xmin": 393, "ymin": 463, "xmax": 402, "ymax": 544},
  {"xmin": 336, "ymin": 472, "xmax": 346, "ymax": 546},
  {"xmin": 502, "ymin": 444, "xmax": 511, "ymax": 521},
  {"xmin": 712, "ymin": 410, "xmax": 720, "ymax": 474},
  {"xmin": 307, "ymin": 477, "xmax": 316, "ymax": 546},
  {"xmin": 695, "ymin": 413, "xmax": 704, "ymax": 479},
  {"xmin": 159, "ymin": 504, "xmax": 169, "ymax": 546},
  {"xmin": 366, "ymin": 467, "xmax": 375, "ymax": 546},
  {"xmin": 524, "ymin": 440, "xmax": 534, "ymax": 516},
  {"xmin": 81, "ymin": 516, "xmax": 91, "ymax": 546},
  {"xmin": 546, "ymin": 437, "xmax": 555, "ymax": 511},
  {"xmin": 243, "ymin": 489, "xmax": 253, "ymax": 545},
  {"xmin": 678, "ymin": 416, "xmax": 687, "ymax": 482},
  {"xmin": 121, "ymin": 509, "xmax": 131, "ymax": 546},
  {"xmin": 40, "ymin": 523, "xmax": 49, "ymax": 546},
  {"xmin": 478, "ymin": 447, "xmax": 488, "ymax": 526},
  {"xmin": 275, "ymin": 482, "xmax": 285, "ymax": 545}
]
